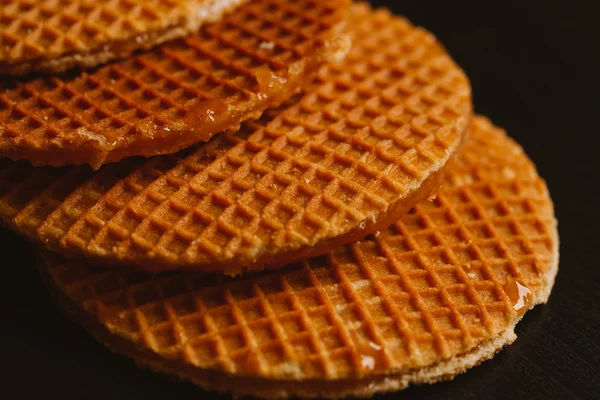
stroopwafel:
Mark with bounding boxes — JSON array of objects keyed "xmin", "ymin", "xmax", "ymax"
[
  {"xmin": 0, "ymin": 4, "xmax": 471, "ymax": 274},
  {"xmin": 0, "ymin": 0, "xmax": 352, "ymax": 167},
  {"xmin": 1, "ymin": 0, "xmax": 249, "ymax": 75},
  {"xmin": 39, "ymin": 115, "xmax": 558, "ymax": 398}
]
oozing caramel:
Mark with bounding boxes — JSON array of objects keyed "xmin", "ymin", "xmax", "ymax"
[
  {"xmin": 503, "ymin": 278, "xmax": 532, "ymax": 316},
  {"xmin": 255, "ymin": 66, "xmax": 288, "ymax": 100},
  {"xmin": 357, "ymin": 341, "xmax": 386, "ymax": 373},
  {"xmin": 347, "ymin": 327, "xmax": 387, "ymax": 374},
  {"xmin": 184, "ymin": 99, "xmax": 231, "ymax": 134}
]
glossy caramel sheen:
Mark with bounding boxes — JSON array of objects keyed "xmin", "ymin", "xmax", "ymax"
[
  {"xmin": 0, "ymin": 0, "xmax": 352, "ymax": 167},
  {"xmin": 39, "ymin": 116, "xmax": 558, "ymax": 388},
  {"xmin": 504, "ymin": 279, "xmax": 533, "ymax": 316}
]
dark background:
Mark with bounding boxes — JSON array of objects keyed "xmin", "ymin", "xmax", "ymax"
[{"xmin": 3, "ymin": 1, "xmax": 599, "ymax": 399}]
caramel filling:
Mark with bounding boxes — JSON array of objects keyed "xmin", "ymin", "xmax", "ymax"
[
  {"xmin": 503, "ymin": 279, "xmax": 532, "ymax": 316},
  {"xmin": 184, "ymin": 99, "xmax": 231, "ymax": 134}
]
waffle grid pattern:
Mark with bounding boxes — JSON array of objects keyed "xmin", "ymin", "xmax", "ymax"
[
  {"xmin": 0, "ymin": 4, "xmax": 471, "ymax": 272},
  {"xmin": 0, "ymin": 0, "xmax": 245, "ymax": 68},
  {"xmin": 44, "ymin": 116, "xmax": 556, "ymax": 380},
  {"xmin": 0, "ymin": 0, "xmax": 350, "ymax": 166}
]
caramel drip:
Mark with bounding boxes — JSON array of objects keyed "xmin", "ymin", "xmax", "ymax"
[
  {"xmin": 347, "ymin": 328, "xmax": 387, "ymax": 374},
  {"xmin": 503, "ymin": 278, "xmax": 532, "ymax": 316},
  {"xmin": 255, "ymin": 66, "xmax": 288, "ymax": 100},
  {"xmin": 184, "ymin": 99, "xmax": 230, "ymax": 134},
  {"xmin": 357, "ymin": 341, "xmax": 386, "ymax": 373},
  {"xmin": 137, "ymin": 119, "xmax": 159, "ymax": 137}
]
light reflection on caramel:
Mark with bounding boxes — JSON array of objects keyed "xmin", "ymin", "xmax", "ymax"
[
  {"xmin": 255, "ymin": 66, "xmax": 288, "ymax": 100},
  {"xmin": 503, "ymin": 278, "xmax": 532, "ymax": 316},
  {"xmin": 359, "ymin": 341, "xmax": 384, "ymax": 372},
  {"xmin": 184, "ymin": 99, "xmax": 230, "ymax": 134},
  {"xmin": 347, "ymin": 328, "xmax": 386, "ymax": 373}
]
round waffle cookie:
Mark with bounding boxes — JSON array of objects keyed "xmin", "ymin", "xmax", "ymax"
[
  {"xmin": 0, "ymin": 4, "xmax": 472, "ymax": 274},
  {"xmin": 0, "ymin": 0, "xmax": 352, "ymax": 168},
  {"xmin": 0, "ymin": 0, "xmax": 251, "ymax": 75},
  {"xmin": 39, "ymin": 116, "xmax": 559, "ymax": 398}
]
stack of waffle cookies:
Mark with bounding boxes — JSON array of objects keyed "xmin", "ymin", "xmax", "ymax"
[{"xmin": 0, "ymin": 1, "xmax": 558, "ymax": 398}]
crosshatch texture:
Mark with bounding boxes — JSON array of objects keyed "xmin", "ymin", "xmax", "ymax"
[
  {"xmin": 0, "ymin": 4, "xmax": 472, "ymax": 273},
  {"xmin": 40, "ymin": 116, "xmax": 558, "ymax": 386},
  {"xmin": 0, "ymin": 0, "xmax": 351, "ymax": 167},
  {"xmin": 0, "ymin": 0, "xmax": 251, "ymax": 74}
]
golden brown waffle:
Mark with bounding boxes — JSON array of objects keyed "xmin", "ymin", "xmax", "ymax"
[
  {"xmin": 0, "ymin": 4, "xmax": 472, "ymax": 274},
  {"xmin": 39, "ymin": 116, "xmax": 559, "ymax": 398},
  {"xmin": 0, "ymin": 0, "xmax": 251, "ymax": 75},
  {"xmin": 0, "ymin": 0, "xmax": 352, "ymax": 168}
]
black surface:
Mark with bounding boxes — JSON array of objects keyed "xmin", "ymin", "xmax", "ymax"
[{"xmin": 3, "ymin": 1, "xmax": 600, "ymax": 399}]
